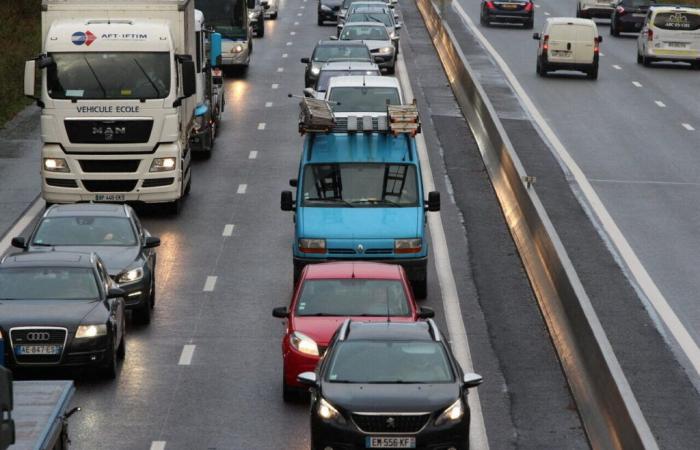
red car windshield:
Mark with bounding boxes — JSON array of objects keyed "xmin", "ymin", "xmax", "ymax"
[{"xmin": 295, "ymin": 279, "xmax": 411, "ymax": 316}]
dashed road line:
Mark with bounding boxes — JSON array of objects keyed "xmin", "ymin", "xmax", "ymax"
[
  {"xmin": 632, "ymin": 81, "xmax": 642, "ymax": 87},
  {"xmin": 294, "ymin": 21, "xmax": 299, "ymax": 25},
  {"xmin": 222, "ymin": 224, "xmax": 235, "ymax": 236},
  {"xmin": 287, "ymin": 41, "xmax": 294, "ymax": 45},
  {"xmin": 258, "ymin": 122, "xmax": 266, "ymax": 130},
  {"xmin": 654, "ymin": 100, "xmax": 666, "ymax": 108},
  {"xmin": 150, "ymin": 441, "xmax": 167, "ymax": 450},
  {"xmin": 290, "ymin": 31, "xmax": 296, "ymax": 35},
  {"xmin": 203, "ymin": 276, "xmax": 218, "ymax": 292},
  {"xmin": 297, "ymin": 12, "xmax": 302, "ymax": 16},
  {"xmin": 178, "ymin": 345, "xmax": 196, "ymax": 365},
  {"xmin": 544, "ymin": 11, "xmax": 550, "ymax": 16},
  {"xmin": 249, "ymin": 150, "xmax": 259, "ymax": 159},
  {"xmin": 277, "ymin": 67, "xmax": 284, "ymax": 72},
  {"xmin": 282, "ymin": 53, "xmax": 288, "ymax": 58},
  {"xmin": 682, "ymin": 123, "xmax": 695, "ymax": 131},
  {"xmin": 612, "ymin": 64, "xmax": 622, "ymax": 70},
  {"xmin": 271, "ymin": 83, "xmax": 279, "ymax": 89},
  {"xmin": 265, "ymin": 102, "xmax": 273, "ymax": 107},
  {"xmin": 237, "ymin": 184, "xmax": 248, "ymax": 194}
]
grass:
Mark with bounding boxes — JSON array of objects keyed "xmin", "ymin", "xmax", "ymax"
[{"xmin": 0, "ymin": 0, "xmax": 41, "ymax": 127}]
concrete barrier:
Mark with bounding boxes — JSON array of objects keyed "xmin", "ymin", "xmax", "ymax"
[{"xmin": 413, "ymin": 0, "xmax": 658, "ymax": 448}]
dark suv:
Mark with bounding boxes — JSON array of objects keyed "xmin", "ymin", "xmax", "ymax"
[
  {"xmin": 298, "ymin": 320, "xmax": 483, "ymax": 450},
  {"xmin": 480, "ymin": 0, "xmax": 534, "ymax": 29},
  {"xmin": 610, "ymin": 0, "xmax": 655, "ymax": 36}
]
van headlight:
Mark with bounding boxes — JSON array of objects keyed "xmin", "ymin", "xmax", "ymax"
[
  {"xmin": 75, "ymin": 324, "xmax": 108, "ymax": 339},
  {"xmin": 299, "ymin": 238, "xmax": 326, "ymax": 253},
  {"xmin": 150, "ymin": 157, "xmax": 176, "ymax": 172},
  {"xmin": 435, "ymin": 399, "xmax": 464, "ymax": 426},
  {"xmin": 290, "ymin": 331, "xmax": 320, "ymax": 356},
  {"xmin": 44, "ymin": 158, "xmax": 70, "ymax": 173}
]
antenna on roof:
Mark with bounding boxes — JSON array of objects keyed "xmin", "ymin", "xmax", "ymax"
[{"xmin": 385, "ymin": 285, "xmax": 391, "ymax": 324}]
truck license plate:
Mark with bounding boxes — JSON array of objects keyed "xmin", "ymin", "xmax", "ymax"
[
  {"xmin": 95, "ymin": 194, "xmax": 126, "ymax": 202},
  {"xmin": 16, "ymin": 345, "xmax": 62, "ymax": 355},
  {"xmin": 366, "ymin": 437, "xmax": 416, "ymax": 448}
]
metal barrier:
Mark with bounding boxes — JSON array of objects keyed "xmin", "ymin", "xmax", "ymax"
[{"xmin": 412, "ymin": 0, "xmax": 658, "ymax": 448}]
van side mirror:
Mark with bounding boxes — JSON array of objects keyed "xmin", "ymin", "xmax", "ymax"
[
  {"xmin": 24, "ymin": 60, "xmax": 36, "ymax": 98},
  {"xmin": 417, "ymin": 307, "xmax": 435, "ymax": 319},
  {"xmin": 281, "ymin": 191, "xmax": 295, "ymax": 211},
  {"xmin": 532, "ymin": 33, "xmax": 541, "ymax": 40},
  {"xmin": 144, "ymin": 236, "xmax": 161, "ymax": 249},
  {"xmin": 301, "ymin": 57, "xmax": 310, "ymax": 64},
  {"xmin": 10, "ymin": 237, "xmax": 26, "ymax": 249},
  {"xmin": 272, "ymin": 306, "xmax": 289, "ymax": 318},
  {"xmin": 463, "ymin": 373, "xmax": 483, "ymax": 388},
  {"xmin": 426, "ymin": 191, "xmax": 440, "ymax": 212},
  {"xmin": 107, "ymin": 287, "xmax": 126, "ymax": 299}
]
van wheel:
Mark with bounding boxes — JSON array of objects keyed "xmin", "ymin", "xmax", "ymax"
[
  {"xmin": 537, "ymin": 60, "xmax": 547, "ymax": 77},
  {"xmin": 610, "ymin": 23, "xmax": 619, "ymax": 36},
  {"xmin": 637, "ymin": 52, "xmax": 643, "ymax": 64},
  {"xmin": 642, "ymin": 55, "xmax": 651, "ymax": 67},
  {"xmin": 588, "ymin": 65, "xmax": 598, "ymax": 80}
]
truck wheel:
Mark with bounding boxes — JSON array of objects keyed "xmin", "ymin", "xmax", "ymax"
[
  {"xmin": 165, "ymin": 198, "xmax": 181, "ymax": 215},
  {"xmin": 413, "ymin": 278, "xmax": 427, "ymax": 300}
]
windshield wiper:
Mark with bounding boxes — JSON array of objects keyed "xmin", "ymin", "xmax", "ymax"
[
  {"xmin": 83, "ymin": 56, "xmax": 107, "ymax": 99},
  {"xmin": 305, "ymin": 198, "xmax": 355, "ymax": 207},
  {"xmin": 132, "ymin": 58, "xmax": 162, "ymax": 98},
  {"xmin": 32, "ymin": 242, "xmax": 55, "ymax": 247}
]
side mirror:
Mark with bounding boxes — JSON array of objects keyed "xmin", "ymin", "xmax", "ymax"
[
  {"xmin": 272, "ymin": 306, "xmax": 289, "ymax": 318},
  {"xmin": 281, "ymin": 190, "xmax": 295, "ymax": 211},
  {"xmin": 10, "ymin": 237, "xmax": 26, "ymax": 249},
  {"xmin": 426, "ymin": 191, "xmax": 440, "ymax": 212},
  {"xmin": 338, "ymin": 24, "xmax": 345, "ymax": 29},
  {"xmin": 297, "ymin": 371, "xmax": 318, "ymax": 387},
  {"xmin": 301, "ymin": 57, "xmax": 310, "ymax": 64},
  {"xmin": 329, "ymin": 35, "xmax": 339, "ymax": 40},
  {"xmin": 181, "ymin": 59, "xmax": 196, "ymax": 98},
  {"xmin": 374, "ymin": 55, "xmax": 383, "ymax": 63},
  {"xmin": 289, "ymin": 178, "xmax": 298, "ymax": 187},
  {"xmin": 417, "ymin": 306, "xmax": 435, "ymax": 319},
  {"xmin": 24, "ymin": 60, "xmax": 36, "ymax": 98},
  {"xmin": 210, "ymin": 32, "xmax": 223, "ymax": 68},
  {"xmin": 463, "ymin": 373, "xmax": 483, "ymax": 388},
  {"xmin": 532, "ymin": 32, "xmax": 541, "ymax": 40},
  {"xmin": 107, "ymin": 287, "xmax": 126, "ymax": 299},
  {"xmin": 395, "ymin": 23, "xmax": 402, "ymax": 30},
  {"xmin": 143, "ymin": 236, "xmax": 161, "ymax": 249},
  {"xmin": 303, "ymin": 87, "xmax": 316, "ymax": 98}
]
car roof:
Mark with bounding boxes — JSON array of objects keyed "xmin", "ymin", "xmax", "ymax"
[
  {"xmin": 316, "ymin": 39, "xmax": 370, "ymax": 47},
  {"xmin": 305, "ymin": 133, "xmax": 414, "ymax": 163},
  {"xmin": 345, "ymin": 321, "xmax": 435, "ymax": 341},
  {"xmin": 546, "ymin": 17, "xmax": 597, "ymax": 26},
  {"xmin": 304, "ymin": 262, "xmax": 404, "ymax": 280},
  {"xmin": 327, "ymin": 75, "xmax": 400, "ymax": 88},
  {"xmin": 45, "ymin": 202, "xmax": 128, "ymax": 218},
  {"xmin": 1, "ymin": 251, "xmax": 95, "ymax": 268},
  {"xmin": 320, "ymin": 61, "xmax": 380, "ymax": 70}
]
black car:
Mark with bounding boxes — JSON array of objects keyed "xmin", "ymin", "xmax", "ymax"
[
  {"xmin": 249, "ymin": 0, "xmax": 268, "ymax": 37},
  {"xmin": 0, "ymin": 252, "xmax": 126, "ymax": 379},
  {"xmin": 298, "ymin": 320, "xmax": 483, "ymax": 450},
  {"xmin": 610, "ymin": 0, "xmax": 654, "ymax": 36},
  {"xmin": 480, "ymin": 0, "xmax": 534, "ymax": 28},
  {"xmin": 12, "ymin": 203, "xmax": 160, "ymax": 324},
  {"xmin": 302, "ymin": 40, "xmax": 373, "ymax": 87},
  {"xmin": 318, "ymin": 0, "xmax": 343, "ymax": 25}
]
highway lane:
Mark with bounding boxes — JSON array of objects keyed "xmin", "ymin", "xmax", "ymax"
[
  {"xmin": 456, "ymin": 0, "xmax": 700, "ymax": 377},
  {"xmin": 1, "ymin": 0, "xmax": 588, "ymax": 448}
]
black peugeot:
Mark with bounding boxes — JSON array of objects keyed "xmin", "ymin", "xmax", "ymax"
[
  {"xmin": 298, "ymin": 320, "xmax": 483, "ymax": 450},
  {"xmin": 0, "ymin": 252, "xmax": 126, "ymax": 379},
  {"xmin": 480, "ymin": 0, "xmax": 535, "ymax": 28},
  {"xmin": 610, "ymin": 0, "xmax": 655, "ymax": 36},
  {"xmin": 12, "ymin": 203, "xmax": 160, "ymax": 324}
]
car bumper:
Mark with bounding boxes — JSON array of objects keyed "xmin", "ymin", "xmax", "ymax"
[
  {"xmin": 293, "ymin": 255, "xmax": 427, "ymax": 282},
  {"xmin": 484, "ymin": 10, "xmax": 532, "ymax": 22},
  {"xmin": 2, "ymin": 336, "xmax": 111, "ymax": 368}
]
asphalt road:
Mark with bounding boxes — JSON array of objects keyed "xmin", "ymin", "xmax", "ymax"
[{"xmin": 0, "ymin": 0, "xmax": 589, "ymax": 448}]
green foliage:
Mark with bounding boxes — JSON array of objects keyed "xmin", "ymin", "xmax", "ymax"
[{"xmin": 0, "ymin": 0, "xmax": 42, "ymax": 126}]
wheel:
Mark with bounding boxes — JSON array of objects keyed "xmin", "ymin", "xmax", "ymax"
[
  {"xmin": 133, "ymin": 298, "xmax": 152, "ymax": 324},
  {"xmin": 642, "ymin": 55, "xmax": 651, "ymax": 67},
  {"xmin": 588, "ymin": 65, "xmax": 598, "ymax": 80},
  {"xmin": 116, "ymin": 331, "xmax": 125, "ymax": 361},
  {"xmin": 100, "ymin": 344, "xmax": 118, "ymax": 379},
  {"xmin": 536, "ymin": 60, "xmax": 541, "ymax": 75},
  {"xmin": 637, "ymin": 52, "xmax": 643, "ymax": 64},
  {"xmin": 524, "ymin": 18, "xmax": 534, "ymax": 29},
  {"xmin": 150, "ymin": 272, "xmax": 156, "ymax": 308},
  {"xmin": 165, "ymin": 198, "xmax": 181, "ymax": 215},
  {"xmin": 412, "ymin": 278, "xmax": 427, "ymax": 300},
  {"xmin": 317, "ymin": 16, "xmax": 323, "ymax": 26},
  {"xmin": 257, "ymin": 21, "xmax": 265, "ymax": 37},
  {"xmin": 480, "ymin": 13, "xmax": 489, "ymax": 26},
  {"xmin": 691, "ymin": 61, "xmax": 700, "ymax": 70}
]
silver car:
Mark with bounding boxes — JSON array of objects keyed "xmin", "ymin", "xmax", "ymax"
[
  {"xmin": 335, "ymin": 22, "xmax": 397, "ymax": 73},
  {"xmin": 311, "ymin": 60, "xmax": 382, "ymax": 98}
]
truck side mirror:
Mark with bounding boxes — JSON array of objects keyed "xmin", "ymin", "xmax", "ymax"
[
  {"xmin": 281, "ymin": 191, "xmax": 295, "ymax": 211},
  {"xmin": 10, "ymin": 237, "xmax": 26, "ymax": 249},
  {"xmin": 210, "ymin": 32, "xmax": 223, "ymax": 68},
  {"xmin": 426, "ymin": 191, "xmax": 440, "ymax": 212},
  {"xmin": 0, "ymin": 366, "xmax": 15, "ymax": 449},
  {"xmin": 24, "ymin": 60, "xmax": 36, "ymax": 98},
  {"xmin": 247, "ymin": 0, "xmax": 256, "ymax": 8},
  {"xmin": 289, "ymin": 178, "xmax": 298, "ymax": 187},
  {"xmin": 181, "ymin": 59, "xmax": 196, "ymax": 98}
]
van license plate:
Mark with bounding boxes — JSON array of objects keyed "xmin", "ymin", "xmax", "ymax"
[
  {"xmin": 16, "ymin": 345, "xmax": 62, "ymax": 355},
  {"xmin": 552, "ymin": 50, "xmax": 571, "ymax": 57},
  {"xmin": 667, "ymin": 42, "xmax": 688, "ymax": 48},
  {"xmin": 95, "ymin": 194, "xmax": 126, "ymax": 202},
  {"xmin": 366, "ymin": 437, "xmax": 416, "ymax": 448}
]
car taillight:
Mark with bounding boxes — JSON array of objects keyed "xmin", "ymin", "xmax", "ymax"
[
  {"xmin": 594, "ymin": 37, "xmax": 600, "ymax": 53},
  {"xmin": 543, "ymin": 34, "xmax": 549, "ymax": 51},
  {"xmin": 524, "ymin": 2, "xmax": 533, "ymax": 12},
  {"xmin": 616, "ymin": 6, "xmax": 625, "ymax": 15},
  {"xmin": 486, "ymin": 1, "xmax": 496, "ymax": 9},
  {"xmin": 647, "ymin": 28, "xmax": 653, "ymax": 41}
]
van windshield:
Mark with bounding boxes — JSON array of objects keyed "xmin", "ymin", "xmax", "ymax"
[{"xmin": 654, "ymin": 11, "xmax": 700, "ymax": 31}]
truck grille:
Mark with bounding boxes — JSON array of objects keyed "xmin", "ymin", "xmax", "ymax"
[
  {"xmin": 79, "ymin": 160, "xmax": 141, "ymax": 173},
  {"xmin": 351, "ymin": 413, "xmax": 430, "ymax": 433},
  {"xmin": 65, "ymin": 120, "xmax": 153, "ymax": 144},
  {"xmin": 327, "ymin": 248, "xmax": 393, "ymax": 255},
  {"xmin": 82, "ymin": 180, "xmax": 137, "ymax": 192},
  {"xmin": 10, "ymin": 328, "xmax": 67, "ymax": 364}
]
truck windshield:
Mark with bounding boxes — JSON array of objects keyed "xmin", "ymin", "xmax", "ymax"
[
  {"xmin": 302, "ymin": 163, "xmax": 418, "ymax": 207},
  {"xmin": 47, "ymin": 52, "xmax": 170, "ymax": 100},
  {"xmin": 210, "ymin": 21, "xmax": 249, "ymax": 40},
  {"xmin": 328, "ymin": 87, "xmax": 401, "ymax": 112}
]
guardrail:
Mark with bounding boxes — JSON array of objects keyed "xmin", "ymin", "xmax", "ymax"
[{"xmin": 412, "ymin": 0, "xmax": 658, "ymax": 448}]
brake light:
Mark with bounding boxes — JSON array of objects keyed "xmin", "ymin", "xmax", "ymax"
[
  {"xmin": 524, "ymin": 2, "xmax": 533, "ymax": 12},
  {"xmin": 616, "ymin": 6, "xmax": 625, "ymax": 15},
  {"xmin": 486, "ymin": 1, "xmax": 496, "ymax": 9},
  {"xmin": 543, "ymin": 34, "xmax": 549, "ymax": 51},
  {"xmin": 647, "ymin": 28, "xmax": 653, "ymax": 41},
  {"xmin": 594, "ymin": 37, "xmax": 600, "ymax": 53}
]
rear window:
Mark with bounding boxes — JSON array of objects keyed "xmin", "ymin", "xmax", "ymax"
[{"xmin": 653, "ymin": 11, "xmax": 700, "ymax": 31}]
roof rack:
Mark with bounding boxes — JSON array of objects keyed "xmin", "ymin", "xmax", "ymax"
[{"xmin": 297, "ymin": 97, "xmax": 421, "ymax": 136}]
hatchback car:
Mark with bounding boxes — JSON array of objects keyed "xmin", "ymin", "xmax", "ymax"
[
  {"xmin": 480, "ymin": 0, "xmax": 534, "ymax": 28},
  {"xmin": 325, "ymin": 75, "xmax": 403, "ymax": 117},
  {"xmin": 336, "ymin": 22, "xmax": 397, "ymax": 72},
  {"xmin": 297, "ymin": 320, "xmax": 483, "ymax": 450},
  {"xmin": 0, "ymin": 252, "xmax": 126, "ymax": 379},
  {"xmin": 533, "ymin": 18, "xmax": 603, "ymax": 79},
  {"xmin": 312, "ymin": 61, "xmax": 381, "ymax": 98},
  {"xmin": 12, "ymin": 203, "xmax": 160, "ymax": 324},
  {"xmin": 610, "ymin": 0, "xmax": 655, "ymax": 36},
  {"xmin": 302, "ymin": 40, "xmax": 374, "ymax": 87},
  {"xmin": 637, "ymin": 6, "xmax": 700, "ymax": 68},
  {"xmin": 272, "ymin": 262, "xmax": 434, "ymax": 401}
]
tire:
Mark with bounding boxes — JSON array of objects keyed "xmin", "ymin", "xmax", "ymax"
[
  {"xmin": 691, "ymin": 61, "xmax": 700, "ymax": 70},
  {"xmin": 386, "ymin": 64, "xmax": 396, "ymax": 74},
  {"xmin": 480, "ymin": 13, "xmax": 489, "ymax": 27},
  {"xmin": 317, "ymin": 16, "xmax": 324, "ymax": 26},
  {"xmin": 588, "ymin": 65, "xmax": 598, "ymax": 80},
  {"xmin": 524, "ymin": 19, "xmax": 534, "ymax": 29},
  {"xmin": 165, "ymin": 198, "xmax": 181, "ymax": 215},
  {"xmin": 536, "ymin": 59, "xmax": 541, "ymax": 75},
  {"xmin": 412, "ymin": 278, "xmax": 427, "ymax": 300},
  {"xmin": 133, "ymin": 299, "xmax": 152, "ymax": 324},
  {"xmin": 642, "ymin": 55, "xmax": 651, "ymax": 67},
  {"xmin": 258, "ymin": 21, "xmax": 265, "ymax": 37},
  {"xmin": 610, "ymin": 23, "xmax": 619, "ymax": 36},
  {"xmin": 100, "ymin": 344, "xmax": 118, "ymax": 379},
  {"xmin": 283, "ymin": 376, "xmax": 298, "ymax": 402},
  {"xmin": 637, "ymin": 52, "xmax": 643, "ymax": 64},
  {"xmin": 116, "ymin": 331, "xmax": 125, "ymax": 361}
]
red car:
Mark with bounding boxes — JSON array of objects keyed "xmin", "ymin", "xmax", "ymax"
[{"xmin": 272, "ymin": 261, "xmax": 434, "ymax": 401}]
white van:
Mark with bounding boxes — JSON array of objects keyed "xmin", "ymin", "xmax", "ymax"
[
  {"xmin": 533, "ymin": 18, "xmax": 603, "ymax": 79},
  {"xmin": 637, "ymin": 6, "xmax": 700, "ymax": 69},
  {"xmin": 576, "ymin": 0, "xmax": 614, "ymax": 19}
]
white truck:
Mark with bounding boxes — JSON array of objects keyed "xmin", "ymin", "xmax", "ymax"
[{"xmin": 25, "ymin": 0, "xmax": 199, "ymax": 213}]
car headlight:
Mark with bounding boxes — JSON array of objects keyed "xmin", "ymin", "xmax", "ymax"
[
  {"xmin": 435, "ymin": 398, "xmax": 464, "ymax": 426},
  {"xmin": 380, "ymin": 46, "xmax": 394, "ymax": 54},
  {"xmin": 320, "ymin": 4, "xmax": 332, "ymax": 11},
  {"xmin": 394, "ymin": 238, "xmax": 422, "ymax": 254},
  {"xmin": 44, "ymin": 158, "xmax": 70, "ymax": 173},
  {"xmin": 317, "ymin": 397, "xmax": 346, "ymax": 423},
  {"xmin": 390, "ymin": 31, "xmax": 398, "ymax": 39},
  {"xmin": 231, "ymin": 44, "xmax": 245, "ymax": 53},
  {"xmin": 298, "ymin": 238, "xmax": 326, "ymax": 254},
  {"xmin": 310, "ymin": 66, "xmax": 321, "ymax": 75},
  {"xmin": 290, "ymin": 331, "xmax": 320, "ymax": 356},
  {"xmin": 75, "ymin": 324, "xmax": 108, "ymax": 339},
  {"xmin": 150, "ymin": 157, "xmax": 176, "ymax": 172},
  {"xmin": 249, "ymin": 12, "xmax": 255, "ymax": 19},
  {"xmin": 117, "ymin": 267, "xmax": 144, "ymax": 284}
]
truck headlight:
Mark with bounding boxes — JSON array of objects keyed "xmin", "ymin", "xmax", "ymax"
[
  {"xmin": 311, "ymin": 66, "xmax": 321, "ymax": 75},
  {"xmin": 290, "ymin": 331, "xmax": 320, "ymax": 356},
  {"xmin": 44, "ymin": 158, "xmax": 70, "ymax": 173},
  {"xmin": 435, "ymin": 399, "xmax": 464, "ymax": 426},
  {"xmin": 75, "ymin": 324, "xmax": 108, "ymax": 339},
  {"xmin": 150, "ymin": 157, "xmax": 176, "ymax": 172},
  {"xmin": 317, "ymin": 397, "xmax": 346, "ymax": 423},
  {"xmin": 231, "ymin": 44, "xmax": 245, "ymax": 53},
  {"xmin": 394, "ymin": 238, "xmax": 422, "ymax": 254},
  {"xmin": 299, "ymin": 238, "xmax": 326, "ymax": 253},
  {"xmin": 117, "ymin": 267, "xmax": 144, "ymax": 284}
]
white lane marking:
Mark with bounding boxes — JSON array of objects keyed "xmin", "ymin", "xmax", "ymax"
[
  {"xmin": 612, "ymin": 64, "xmax": 622, "ymax": 70},
  {"xmin": 282, "ymin": 53, "xmax": 288, "ymax": 58},
  {"xmin": 300, "ymin": 5, "xmax": 305, "ymax": 8},
  {"xmin": 277, "ymin": 67, "xmax": 284, "ymax": 72},
  {"xmin": 294, "ymin": 21, "xmax": 300, "ymax": 25},
  {"xmin": 297, "ymin": 12, "xmax": 303, "ymax": 16},
  {"xmin": 0, "ymin": 198, "xmax": 44, "ymax": 256},
  {"xmin": 590, "ymin": 178, "xmax": 700, "ymax": 186},
  {"xmin": 237, "ymin": 184, "xmax": 248, "ymax": 194},
  {"xmin": 150, "ymin": 441, "xmax": 167, "ymax": 450},
  {"xmin": 396, "ymin": 52, "xmax": 489, "ymax": 450},
  {"xmin": 203, "ymin": 276, "xmax": 218, "ymax": 292},
  {"xmin": 535, "ymin": 4, "xmax": 540, "ymax": 7},
  {"xmin": 265, "ymin": 101, "xmax": 273, "ymax": 107},
  {"xmin": 290, "ymin": 31, "xmax": 296, "ymax": 36},
  {"xmin": 222, "ymin": 224, "xmax": 235, "ymax": 236},
  {"xmin": 453, "ymin": 1, "xmax": 700, "ymax": 378},
  {"xmin": 682, "ymin": 123, "xmax": 695, "ymax": 131},
  {"xmin": 249, "ymin": 150, "xmax": 259, "ymax": 159},
  {"xmin": 258, "ymin": 122, "xmax": 266, "ymax": 130},
  {"xmin": 632, "ymin": 81, "xmax": 643, "ymax": 87},
  {"xmin": 654, "ymin": 100, "xmax": 666, "ymax": 108},
  {"xmin": 287, "ymin": 41, "xmax": 294, "ymax": 45},
  {"xmin": 600, "ymin": 52, "xmax": 605, "ymax": 56},
  {"xmin": 271, "ymin": 83, "xmax": 279, "ymax": 89},
  {"xmin": 544, "ymin": 11, "xmax": 550, "ymax": 16},
  {"xmin": 178, "ymin": 345, "xmax": 196, "ymax": 365}
]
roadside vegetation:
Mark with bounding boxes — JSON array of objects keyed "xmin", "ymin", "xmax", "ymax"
[{"xmin": 0, "ymin": 0, "xmax": 41, "ymax": 126}]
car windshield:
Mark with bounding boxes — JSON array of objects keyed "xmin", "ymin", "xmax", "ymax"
[
  {"xmin": 296, "ymin": 279, "xmax": 411, "ymax": 316},
  {"xmin": 328, "ymin": 86, "xmax": 401, "ymax": 112},
  {"xmin": 316, "ymin": 69, "xmax": 381, "ymax": 91},
  {"xmin": 346, "ymin": 12, "xmax": 393, "ymax": 26},
  {"xmin": 47, "ymin": 52, "xmax": 170, "ymax": 100},
  {"xmin": 32, "ymin": 217, "xmax": 137, "ymax": 246},
  {"xmin": 653, "ymin": 11, "xmax": 700, "ymax": 31},
  {"xmin": 312, "ymin": 45, "xmax": 371, "ymax": 62},
  {"xmin": 0, "ymin": 268, "xmax": 99, "ymax": 300},
  {"xmin": 341, "ymin": 25, "xmax": 390, "ymax": 40},
  {"xmin": 302, "ymin": 163, "xmax": 418, "ymax": 207},
  {"xmin": 327, "ymin": 340, "xmax": 454, "ymax": 383}
]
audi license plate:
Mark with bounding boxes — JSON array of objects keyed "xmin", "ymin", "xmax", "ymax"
[
  {"xmin": 95, "ymin": 194, "xmax": 126, "ymax": 202},
  {"xmin": 16, "ymin": 345, "xmax": 61, "ymax": 355},
  {"xmin": 366, "ymin": 437, "xmax": 416, "ymax": 448}
]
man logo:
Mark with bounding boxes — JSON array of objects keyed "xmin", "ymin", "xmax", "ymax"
[{"xmin": 72, "ymin": 31, "xmax": 97, "ymax": 46}]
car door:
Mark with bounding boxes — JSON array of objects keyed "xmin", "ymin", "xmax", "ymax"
[{"xmin": 573, "ymin": 24, "xmax": 596, "ymax": 64}]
